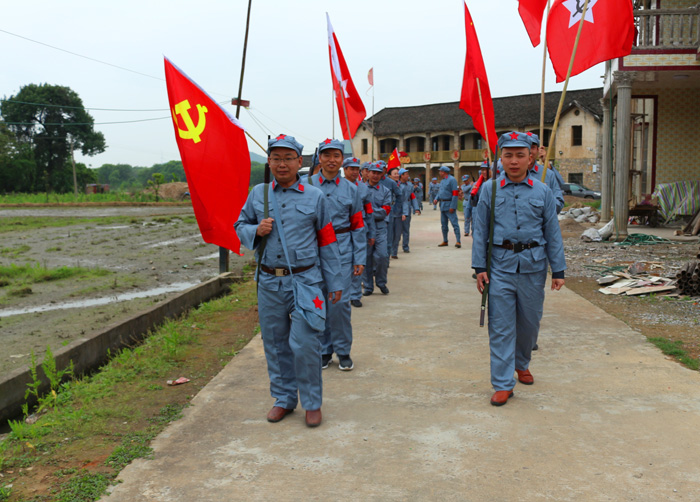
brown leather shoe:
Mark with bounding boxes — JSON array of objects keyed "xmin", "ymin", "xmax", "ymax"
[
  {"xmin": 516, "ymin": 369, "xmax": 534, "ymax": 385},
  {"xmin": 305, "ymin": 409, "xmax": 322, "ymax": 427},
  {"xmin": 455, "ymin": 242, "xmax": 461, "ymax": 248},
  {"xmin": 438, "ymin": 242, "xmax": 448, "ymax": 247},
  {"xmin": 267, "ymin": 406, "xmax": 294, "ymax": 423},
  {"xmin": 490, "ymin": 390, "xmax": 514, "ymax": 406}
]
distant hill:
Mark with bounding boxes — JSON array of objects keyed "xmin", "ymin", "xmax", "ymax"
[{"xmin": 250, "ymin": 152, "xmax": 266, "ymax": 164}]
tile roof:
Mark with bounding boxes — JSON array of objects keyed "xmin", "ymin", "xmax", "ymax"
[{"xmin": 366, "ymin": 87, "xmax": 603, "ymax": 136}]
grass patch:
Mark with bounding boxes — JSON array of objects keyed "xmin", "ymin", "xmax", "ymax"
[
  {"xmin": 0, "ymin": 192, "xmax": 162, "ymax": 204},
  {"xmin": 0, "ymin": 280, "xmax": 259, "ymax": 501},
  {"xmin": 0, "ymin": 245, "xmax": 31, "ymax": 258},
  {"xmin": 0, "ymin": 215, "xmax": 143, "ymax": 234},
  {"xmin": 0, "ymin": 263, "xmax": 110, "ymax": 285},
  {"xmin": 648, "ymin": 337, "xmax": 700, "ymax": 371}
]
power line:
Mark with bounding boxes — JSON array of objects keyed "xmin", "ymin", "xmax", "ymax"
[
  {"xmin": 4, "ymin": 116, "xmax": 171, "ymax": 126},
  {"xmin": 0, "ymin": 28, "xmax": 163, "ymax": 81},
  {"xmin": 0, "ymin": 97, "xmax": 230, "ymax": 112}
]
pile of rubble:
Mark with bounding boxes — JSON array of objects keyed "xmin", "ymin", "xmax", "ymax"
[
  {"xmin": 596, "ymin": 256, "xmax": 700, "ymax": 298},
  {"xmin": 559, "ymin": 206, "xmax": 601, "ymax": 224}
]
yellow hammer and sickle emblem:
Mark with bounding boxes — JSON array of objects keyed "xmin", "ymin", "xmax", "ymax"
[{"xmin": 172, "ymin": 99, "xmax": 208, "ymax": 144}]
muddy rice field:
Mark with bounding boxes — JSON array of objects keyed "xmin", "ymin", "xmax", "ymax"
[
  {"xmin": 1, "ymin": 203, "xmax": 699, "ymax": 381},
  {"xmin": 0, "ymin": 205, "xmax": 251, "ymax": 377}
]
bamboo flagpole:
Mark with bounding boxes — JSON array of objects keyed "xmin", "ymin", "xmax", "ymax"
[
  {"xmin": 541, "ymin": 0, "xmax": 589, "ymax": 183},
  {"xmin": 476, "ymin": 77, "xmax": 493, "ymax": 165},
  {"xmin": 539, "ymin": 0, "xmax": 552, "ymax": 142}
]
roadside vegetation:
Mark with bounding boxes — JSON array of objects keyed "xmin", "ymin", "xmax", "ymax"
[
  {"xmin": 0, "ymin": 264, "xmax": 112, "ymax": 303},
  {"xmin": 0, "ymin": 279, "xmax": 259, "ymax": 502},
  {"xmin": 0, "ymin": 192, "xmax": 169, "ymax": 205}
]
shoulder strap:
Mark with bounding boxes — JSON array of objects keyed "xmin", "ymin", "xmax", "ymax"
[{"xmin": 268, "ymin": 187, "xmax": 294, "ymax": 277}]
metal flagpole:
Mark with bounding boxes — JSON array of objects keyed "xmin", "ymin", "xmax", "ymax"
[
  {"xmin": 371, "ymin": 79, "xmax": 375, "ymax": 160},
  {"xmin": 542, "ymin": 0, "xmax": 590, "ymax": 183},
  {"xmin": 222, "ymin": 0, "xmax": 254, "ymax": 274}
]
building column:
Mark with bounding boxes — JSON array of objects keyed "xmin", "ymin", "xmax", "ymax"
[
  {"xmin": 613, "ymin": 72, "xmax": 635, "ymax": 241},
  {"xmin": 600, "ymin": 97, "xmax": 612, "ymax": 223},
  {"xmin": 453, "ymin": 131, "xmax": 460, "ymax": 175},
  {"xmin": 424, "ymin": 133, "xmax": 432, "ymax": 200},
  {"xmin": 399, "ymin": 134, "xmax": 405, "ymax": 153}
]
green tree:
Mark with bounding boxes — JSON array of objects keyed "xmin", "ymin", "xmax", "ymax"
[
  {"xmin": 0, "ymin": 122, "xmax": 36, "ymax": 192},
  {"xmin": 1, "ymin": 84, "xmax": 106, "ymax": 193},
  {"xmin": 147, "ymin": 172, "xmax": 165, "ymax": 202}
]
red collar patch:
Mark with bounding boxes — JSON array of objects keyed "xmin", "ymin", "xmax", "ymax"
[
  {"xmin": 500, "ymin": 178, "xmax": 506, "ymax": 188},
  {"xmin": 298, "ymin": 183, "xmax": 305, "ymax": 192},
  {"xmin": 527, "ymin": 179, "xmax": 534, "ymax": 187}
]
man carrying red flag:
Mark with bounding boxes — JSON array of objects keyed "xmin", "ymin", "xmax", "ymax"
[
  {"xmin": 327, "ymin": 13, "xmax": 366, "ymax": 140},
  {"xmin": 164, "ymin": 57, "xmax": 250, "ymax": 254},
  {"xmin": 546, "ymin": 0, "xmax": 635, "ymax": 82},
  {"xmin": 387, "ymin": 147, "xmax": 401, "ymax": 169}
]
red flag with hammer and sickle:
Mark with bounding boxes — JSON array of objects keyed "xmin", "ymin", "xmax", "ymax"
[{"xmin": 164, "ymin": 57, "xmax": 250, "ymax": 255}]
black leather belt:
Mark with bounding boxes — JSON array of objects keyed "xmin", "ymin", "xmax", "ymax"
[
  {"xmin": 260, "ymin": 264, "xmax": 314, "ymax": 277},
  {"xmin": 440, "ymin": 199, "xmax": 452, "ymax": 201},
  {"xmin": 494, "ymin": 240, "xmax": 540, "ymax": 253},
  {"xmin": 335, "ymin": 227, "xmax": 351, "ymax": 235}
]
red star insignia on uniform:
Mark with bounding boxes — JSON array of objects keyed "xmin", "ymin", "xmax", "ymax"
[
  {"xmin": 323, "ymin": 138, "xmax": 332, "ymax": 144},
  {"xmin": 276, "ymin": 134, "xmax": 287, "ymax": 140},
  {"xmin": 353, "ymin": 157, "xmax": 358, "ymax": 162},
  {"xmin": 509, "ymin": 132, "xmax": 519, "ymax": 140},
  {"xmin": 313, "ymin": 295, "xmax": 324, "ymax": 309},
  {"xmin": 527, "ymin": 132, "xmax": 534, "ymax": 137}
]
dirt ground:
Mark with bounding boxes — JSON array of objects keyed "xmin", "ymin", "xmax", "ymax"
[
  {"xmin": 0, "ymin": 205, "xmax": 252, "ymax": 377},
  {"xmin": 1, "ymin": 203, "xmax": 698, "ymax": 381}
]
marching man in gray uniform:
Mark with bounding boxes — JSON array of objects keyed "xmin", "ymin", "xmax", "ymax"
[
  {"xmin": 472, "ymin": 131, "xmax": 566, "ymax": 407},
  {"xmin": 363, "ymin": 163, "xmax": 392, "ymax": 296},
  {"xmin": 525, "ymin": 132, "xmax": 564, "ymax": 214},
  {"xmin": 342, "ymin": 156, "xmax": 375, "ymax": 308},
  {"xmin": 460, "ymin": 174, "xmax": 474, "ymax": 237},
  {"xmin": 235, "ymin": 134, "xmax": 343, "ymax": 427},
  {"xmin": 309, "ymin": 139, "xmax": 366, "ymax": 372},
  {"xmin": 428, "ymin": 177, "xmax": 439, "ymax": 210},
  {"xmin": 434, "ymin": 165, "xmax": 461, "ymax": 248}
]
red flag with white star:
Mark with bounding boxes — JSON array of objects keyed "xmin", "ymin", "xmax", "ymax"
[
  {"xmin": 459, "ymin": 2, "xmax": 498, "ymax": 155},
  {"xmin": 518, "ymin": 0, "xmax": 549, "ymax": 46},
  {"xmin": 164, "ymin": 57, "xmax": 250, "ymax": 254},
  {"xmin": 327, "ymin": 13, "xmax": 367, "ymax": 140},
  {"xmin": 546, "ymin": 0, "xmax": 635, "ymax": 82}
]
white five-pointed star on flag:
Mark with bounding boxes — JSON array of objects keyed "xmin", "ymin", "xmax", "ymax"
[{"xmin": 563, "ymin": 0, "xmax": 600, "ymax": 28}]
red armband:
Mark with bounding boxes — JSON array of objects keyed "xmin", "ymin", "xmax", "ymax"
[
  {"xmin": 382, "ymin": 205, "xmax": 391, "ymax": 215},
  {"xmin": 452, "ymin": 190, "xmax": 459, "ymax": 197},
  {"xmin": 410, "ymin": 193, "xmax": 416, "ymax": 200},
  {"xmin": 364, "ymin": 202, "xmax": 373, "ymax": 214},
  {"xmin": 317, "ymin": 222, "xmax": 337, "ymax": 247},
  {"xmin": 350, "ymin": 211, "xmax": 365, "ymax": 230}
]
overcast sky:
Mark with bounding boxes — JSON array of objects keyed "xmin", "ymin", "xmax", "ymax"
[{"xmin": 1, "ymin": 0, "xmax": 606, "ymax": 168}]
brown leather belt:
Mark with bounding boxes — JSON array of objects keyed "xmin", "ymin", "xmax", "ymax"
[
  {"xmin": 259, "ymin": 264, "xmax": 314, "ymax": 277},
  {"xmin": 494, "ymin": 240, "xmax": 540, "ymax": 253},
  {"xmin": 335, "ymin": 227, "xmax": 351, "ymax": 234}
]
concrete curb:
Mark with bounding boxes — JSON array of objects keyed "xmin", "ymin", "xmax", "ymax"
[{"xmin": 0, "ymin": 273, "xmax": 243, "ymax": 423}]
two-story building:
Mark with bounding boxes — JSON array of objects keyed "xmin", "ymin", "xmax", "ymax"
[
  {"xmin": 351, "ymin": 88, "xmax": 604, "ymax": 199},
  {"xmin": 602, "ymin": 0, "xmax": 699, "ymax": 238}
]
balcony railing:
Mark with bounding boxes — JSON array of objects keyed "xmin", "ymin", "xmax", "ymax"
[
  {"xmin": 634, "ymin": 7, "xmax": 700, "ymax": 50},
  {"xmin": 378, "ymin": 150, "xmax": 483, "ymax": 163}
]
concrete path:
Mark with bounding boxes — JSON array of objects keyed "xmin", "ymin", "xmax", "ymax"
[{"xmin": 104, "ymin": 210, "xmax": 700, "ymax": 501}]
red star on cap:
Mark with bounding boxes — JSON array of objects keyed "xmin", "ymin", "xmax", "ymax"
[
  {"xmin": 276, "ymin": 134, "xmax": 287, "ymax": 140},
  {"xmin": 526, "ymin": 132, "xmax": 534, "ymax": 136},
  {"xmin": 313, "ymin": 295, "xmax": 324, "ymax": 309},
  {"xmin": 353, "ymin": 157, "xmax": 358, "ymax": 162},
  {"xmin": 323, "ymin": 138, "xmax": 332, "ymax": 144},
  {"xmin": 509, "ymin": 132, "xmax": 519, "ymax": 140}
]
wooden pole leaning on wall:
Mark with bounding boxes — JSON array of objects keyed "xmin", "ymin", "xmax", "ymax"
[{"xmin": 542, "ymin": 0, "xmax": 589, "ymax": 184}]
